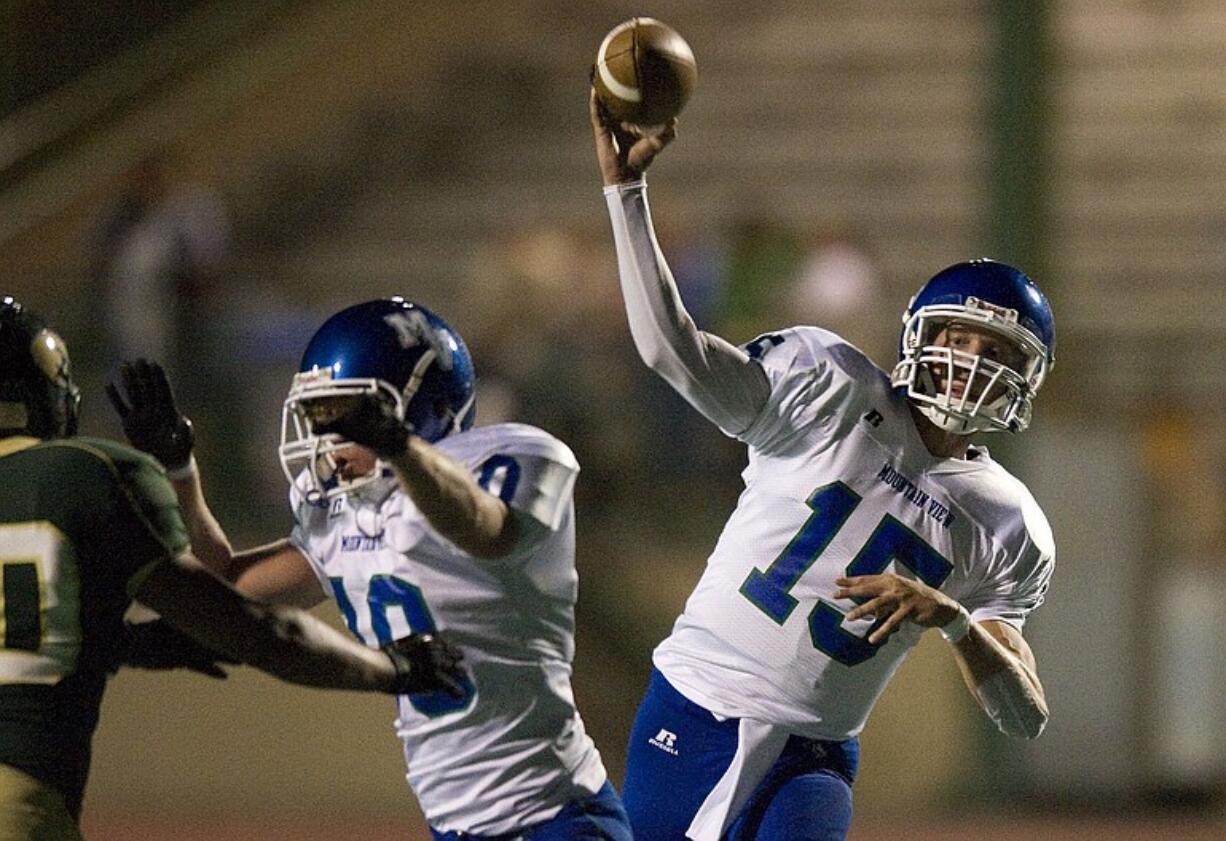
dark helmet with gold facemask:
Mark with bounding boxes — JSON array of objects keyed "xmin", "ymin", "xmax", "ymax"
[{"xmin": 0, "ymin": 297, "xmax": 80, "ymax": 438}]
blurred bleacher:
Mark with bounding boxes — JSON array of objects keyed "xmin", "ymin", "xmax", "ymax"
[{"xmin": 5, "ymin": 1, "xmax": 1226, "ymax": 837}]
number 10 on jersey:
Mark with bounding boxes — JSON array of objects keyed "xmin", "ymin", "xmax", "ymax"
[
  {"xmin": 330, "ymin": 574, "xmax": 476, "ymax": 716},
  {"xmin": 739, "ymin": 482, "xmax": 952, "ymax": 666}
]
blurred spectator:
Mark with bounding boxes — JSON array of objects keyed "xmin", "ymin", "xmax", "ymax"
[
  {"xmin": 1140, "ymin": 409, "xmax": 1226, "ymax": 788},
  {"xmin": 788, "ymin": 226, "xmax": 889, "ymax": 366},
  {"xmin": 645, "ymin": 207, "xmax": 740, "ymax": 485},
  {"xmin": 89, "ymin": 151, "xmax": 231, "ymax": 387},
  {"xmin": 466, "ymin": 224, "xmax": 651, "ymax": 510},
  {"xmin": 719, "ymin": 212, "xmax": 801, "ymax": 344},
  {"xmin": 88, "ymin": 151, "xmax": 248, "ymax": 533},
  {"xmin": 652, "ymin": 200, "xmax": 727, "ymax": 330},
  {"xmin": 1140, "ymin": 408, "xmax": 1226, "ymax": 568}
]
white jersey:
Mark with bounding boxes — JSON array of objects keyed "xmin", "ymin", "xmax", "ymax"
[
  {"xmin": 653, "ymin": 326, "xmax": 1054, "ymax": 740},
  {"xmin": 289, "ymin": 422, "xmax": 607, "ymax": 835}
]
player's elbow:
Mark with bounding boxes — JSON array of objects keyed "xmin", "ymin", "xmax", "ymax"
[
  {"xmin": 634, "ymin": 342, "xmax": 697, "ymax": 400},
  {"xmin": 633, "ymin": 338, "xmax": 670, "ymax": 376},
  {"xmin": 465, "ymin": 532, "xmax": 519, "ymax": 560},
  {"xmin": 628, "ymin": 318, "xmax": 698, "ymax": 379},
  {"xmin": 1025, "ymin": 696, "xmax": 1050, "ymax": 739},
  {"xmin": 998, "ymin": 692, "xmax": 1049, "ymax": 740},
  {"xmin": 1026, "ymin": 711, "xmax": 1049, "ymax": 740},
  {"xmin": 998, "ymin": 705, "xmax": 1048, "ymax": 740},
  {"xmin": 449, "ymin": 502, "xmax": 524, "ymax": 560},
  {"xmin": 975, "ymin": 672, "xmax": 1049, "ymax": 740}
]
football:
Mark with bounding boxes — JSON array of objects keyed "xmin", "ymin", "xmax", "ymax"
[{"xmin": 593, "ymin": 18, "xmax": 697, "ymax": 126}]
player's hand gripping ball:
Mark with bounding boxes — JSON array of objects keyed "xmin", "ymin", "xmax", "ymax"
[{"xmin": 593, "ymin": 17, "xmax": 697, "ymax": 126}]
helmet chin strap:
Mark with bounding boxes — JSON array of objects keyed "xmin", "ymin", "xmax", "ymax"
[
  {"xmin": 63, "ymin": 384, "xmax": 80, "ymax": 436},
  {"xmin": 401, "ymin": 348, "xmax": 438, "ymax": 413},
  {"xmin": 441, "ymin": 392, "xmax": 477, "ymax": 439},
  {"xmin": 353, "ymin": 498, "xmax": 384, "ymax": 537},
  {"xmin": 918, "ymin": 402, "xmax": 978, "ymax": 435},
  {"xmin": 348, "ymin": 468, "xmax": 400, "ymax": 537},
  {"xmin": 915, "ymin": 386, "xmax": 1014, "ymax": 435}
]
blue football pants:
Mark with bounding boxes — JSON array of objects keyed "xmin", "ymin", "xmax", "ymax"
[
  {"xmin": 622, "ymin": 668, "xmax": 858, "ymax": 841},
  {"xmin": 428, "ymin": 780, "xmax": 632, "ymax": 841}
]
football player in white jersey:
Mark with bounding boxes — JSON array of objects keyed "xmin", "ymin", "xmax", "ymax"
[
  {"xmin": 590, "ymin": 92, "xmax": 1055, "ymax": 840},
  {"xmin": 108, "ymin": 299, "xmax": 632, "ymax": 840}
]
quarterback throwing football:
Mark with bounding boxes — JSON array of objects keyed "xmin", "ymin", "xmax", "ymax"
[{"xmin": 591, "ymin": 91, "xmax": 1054, "ymax": 840}]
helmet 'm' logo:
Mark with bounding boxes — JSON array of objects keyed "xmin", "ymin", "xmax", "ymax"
[
  {"xmin": 383, "ymin": 312, "xmax": 454, "ymax": 370},
  {"xmin": 964, "ymin": 297, "xmax": 1018, "ymax": 323}
]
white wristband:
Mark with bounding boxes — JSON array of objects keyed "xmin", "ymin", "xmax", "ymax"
[
  {"xmin": 602, "ymin": 178, "xmax": 646, "ymax": 196},
  {"xmin": 939, "ymin": 604, "xmax": 973, "ymax": 644},
  {"xmin": 164, "ymin": 455, "xmax": 198, "ymax": 482}
]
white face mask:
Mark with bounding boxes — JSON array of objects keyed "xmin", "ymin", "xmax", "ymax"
[
  {"xmin": 890, "ymin": 304, "xmax": 1051, "ymax": 435},
  {"xmin": 277, "ymin": 366, "xmax": 476, "ymax": 504},
  {"xmin": 278, "ymin": 370, "xmax": 406, "ymax": 504}
]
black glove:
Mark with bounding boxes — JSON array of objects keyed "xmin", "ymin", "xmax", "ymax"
[
  {"xmin": 382, "ymin": 632, "xmax": 467, "ymax": 697},
  {"xmin": 106, "ymin": 359, "xmax": 195, "ymax": 471},
  {"xmin": 314, "ymin": 394, "xmax": 411, "ymax": 460},
  {"xmin": 117, "ymin": 619, "xmax": 237, "ymax": 679}
]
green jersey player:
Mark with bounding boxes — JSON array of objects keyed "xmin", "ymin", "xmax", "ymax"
[{"xmin": 0, "ymin": 298, "xmax": 466, "ymax": 840}]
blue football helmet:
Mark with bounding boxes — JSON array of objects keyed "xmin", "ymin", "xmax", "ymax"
[
  {"xmin": 0, "ymin": 297, "xmax": 80, "ymax": 439},
  {"xmin": 279, "ymin": 298, "xmax": 476, "ymax": 500},
  {"xmin": 890, "ymin": 259, "xmax": 1055, "ymax": 435}
]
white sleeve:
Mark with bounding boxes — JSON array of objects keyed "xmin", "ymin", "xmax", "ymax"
[
  {"xmin": 286, "ymin": 481, "xmax": 332, "ymax": 593},
  {"xmin": 479, "ymin": 451, "xmax": 577, "ymax": 533},
  {"xmin": 604, "ymin": 180, "xmax": 770, "ymax": 436},
  {"xmin": 964, "ymin": 499, "xmax": 1055, "ymax": 629},
  {"xmin": 474, "ymin": 448, "xmax": 577, "ymax": 561}
]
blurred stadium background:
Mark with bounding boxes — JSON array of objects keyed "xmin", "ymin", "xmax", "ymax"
[{"xmin": 4, "ymin": 1, "xmax": 1226, "ymax": 838}]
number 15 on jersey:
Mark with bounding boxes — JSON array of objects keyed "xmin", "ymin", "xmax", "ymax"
[{"xmin": 739, "ymin": 482, "xmax": 952, "ymax": 666}]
